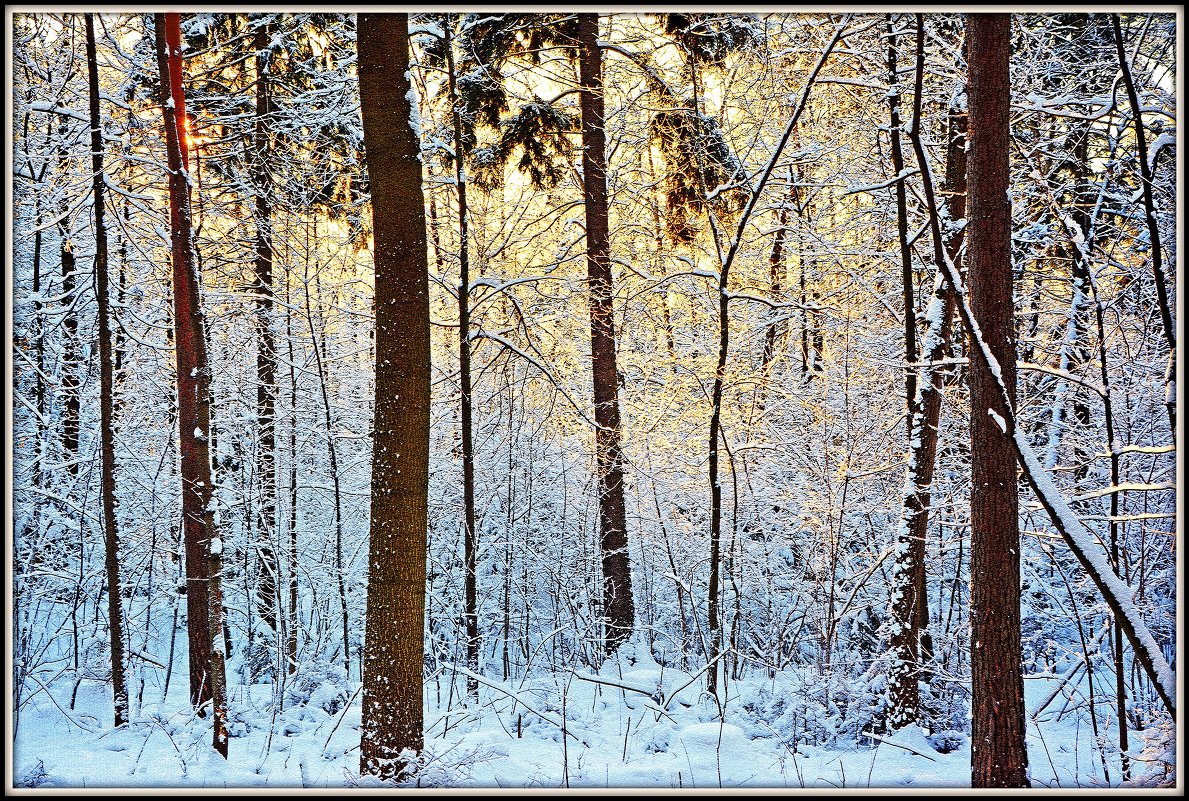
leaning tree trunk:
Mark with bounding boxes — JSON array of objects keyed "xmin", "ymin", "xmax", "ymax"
[
  {"xmin": 358, "ymin": 12, "xmax": 430, "ymax": 782},
  {"xmin": 703, "ymin": 23, "xmax": 845, "ymax": 698},
  {"xmin": 155, "ymin": 11, "xmax": 229, "ymax": 758},
  {"xmin": 966, "ymin": 13, "xmax": 1028, "ymax": 788},
  {"xmin": 86, "ymin": 11, "xmax": 129, "ymax": 728},
  {"xmin": 577, "ymin": 11, "xmax": 635, "ymax": 657}
]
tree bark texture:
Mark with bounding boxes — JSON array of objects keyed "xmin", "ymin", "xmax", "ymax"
[
  {"xmin": 966, "ymin": 12, "xmax": 1028, "ymax": 788},
  {"xmin": 156, "ymin": 12, "xmax": 229, "ymax": 757},
  {"xmin": 358, "ymin": 12, "xmax": 430, "ymax": 782},
  {"xmin": 577, "ymin": 12, "xmax": 635, "ymax": 657}
]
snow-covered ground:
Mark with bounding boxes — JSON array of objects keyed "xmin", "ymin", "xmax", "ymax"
[{"xmin": 12, "ymin": 640, "xmax": 1171, "ymax": 789}]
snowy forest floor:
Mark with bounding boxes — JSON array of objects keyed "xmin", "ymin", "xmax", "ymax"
[{"xmin": 13, "ymin": 640, "xmax": 1168, "ymax": 789}]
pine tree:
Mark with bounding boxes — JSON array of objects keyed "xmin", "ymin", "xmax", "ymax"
[
  {"xmin": 155, "ymin": 10, "xmax": 230, "ymax": 758},
  {"xmin": 966, "ymin": 12, "xmax": 1028, "ymax": 787},
  {"xmin": 358, "ymin": 12, "xmax": 430, "ymax": 782}
]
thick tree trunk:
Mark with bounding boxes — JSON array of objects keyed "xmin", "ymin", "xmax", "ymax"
[
  {"xmin": 443, "ymin": 16, "xmax": 480, "ymax": 700},
  {"xmin": 155, "ymin": 12, "xmax": 229, "ymax": 758},
  {"xmin": 358, "ymin": 12, "xmax": 429, "ymax": 782},
  {"xmin": 86, "ymin": 12, "xmax": 129, "ymax": 728},
  {"xmin": 966, "ymin": 13, "xmax": 1028, "ymax": 788},
  {"xmin": 577, "ymin": 12, "xmax": 635, "ymax": 656},
  {"xmin": 251, "ymin": 15, "xmax": 280, "ymax": 638}
]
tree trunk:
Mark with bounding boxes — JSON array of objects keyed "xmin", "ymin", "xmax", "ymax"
[
  {"xmin": 358, "ymin": 12, "xmax": 429, "ymax": 782},
  {"xmin": 888, "ymin": 15, "xmax": 918, "ymax": 426},
  {"xmin": 155, "ymin": 11, "xmax": 229, "ymax": 758},
  {"xmin": 966, "ymin": 13, "xmax": 1028, "ymax": 787},
  {"xmin": 302, "ymin": 259, "xmax": 350, "ymax": 679},
  {"xmin": 251, "ymin": 15, "xmax": 280, "ymax": 639},
  {"xmin": 760, "ymin": 195, "xmax": 790, "ymax": 372},
  {"xmin": 443, "ymin": 15, "xmax": 480, "ymax": 700},
  {"xmin": 86, "ymin": 12, "xmax": 129, "ymax": 728},
  {"xmin": 908, "ymin": 13, "xmax": 1176, "ymax": 733},
  {"xmin": 285, "ymin": 261, "xmax": 300, "ymax": 674},
  {"xmin": 886, "ymin": 15, "xmax": 967, "ymax": 729},
  {"xmin": 577, "ymin": 12, "xmax": 634, "ymax": 656},
  {"xmin": 57, "ymin": 119, "xmax": 80, "ymax": 478},
  {"xmin": 701, "ymin": 22, "xmax": 844, "ymax": 697},
  {"xmin": 884, "ymin": 12, "xmax": 921, "ymax": 728}
]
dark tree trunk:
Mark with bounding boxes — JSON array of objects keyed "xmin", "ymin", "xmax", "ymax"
[
  {"xmin": 761, "ymin": 196, "xmax": 790, "ymax": 372},
  {"xmin": 358, "ymin": 12, "xmax": 429, "ymax": 782},
  {"xmin": 577, "ymin": 12, "xmax": 634, "ymax": 656},
  {"xmin": 701, "ymin": 24, "xmax": 844, "ymax": 697},
  {"xmin": 888, "ymin": 15, "xmax": 919, "ymax": 426},
  {"xmin": 443, "ymin": 15, "xmax": 480, "ymax": 700},
  {"xmin": 966, "ymin": 12, "xmax": 1028, "ymax": 788},
  {"xmin": 251, "ymin": 15, "xmax": 280, "ymax": 638},
  {"xmin": 26, "ymin": 115, "xmax": 49, "ymax": 556},
  {"xmin": 86, "ymin": 12, "xmax": 129, "ymax": 728},
  {"xmin": 57, "ymin": 129, "xmax": 80, "ymax": 478},
  {"xmin": 285, "ymin": 267, "xmax": 300, "ymax": 675},
  {"xmin": 155, "ymin": 11, "xmax": 229, "ymax": 758},
  {"xmin": 884, "ymin": 12, "xmax": 921, "ymax": 728},
  {"xmin": 886, "ymin": 15, "xmax": 967, "ymax": 729}
]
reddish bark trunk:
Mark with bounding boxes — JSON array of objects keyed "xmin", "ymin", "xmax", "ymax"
[
  {"xmin": 358, "ymin": 12, "xmax": 430, "ymax": 781},
  {"xmin": 156, "ymin": 12, "xmax": 229, "ymax": 757},
  {"xmin": 967, "ymin": 12, "xmax": 1028, "ymax": 788},
  {"xmin": 578, "ymin": 12, "xmax": 635, "ymax": 656}
]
